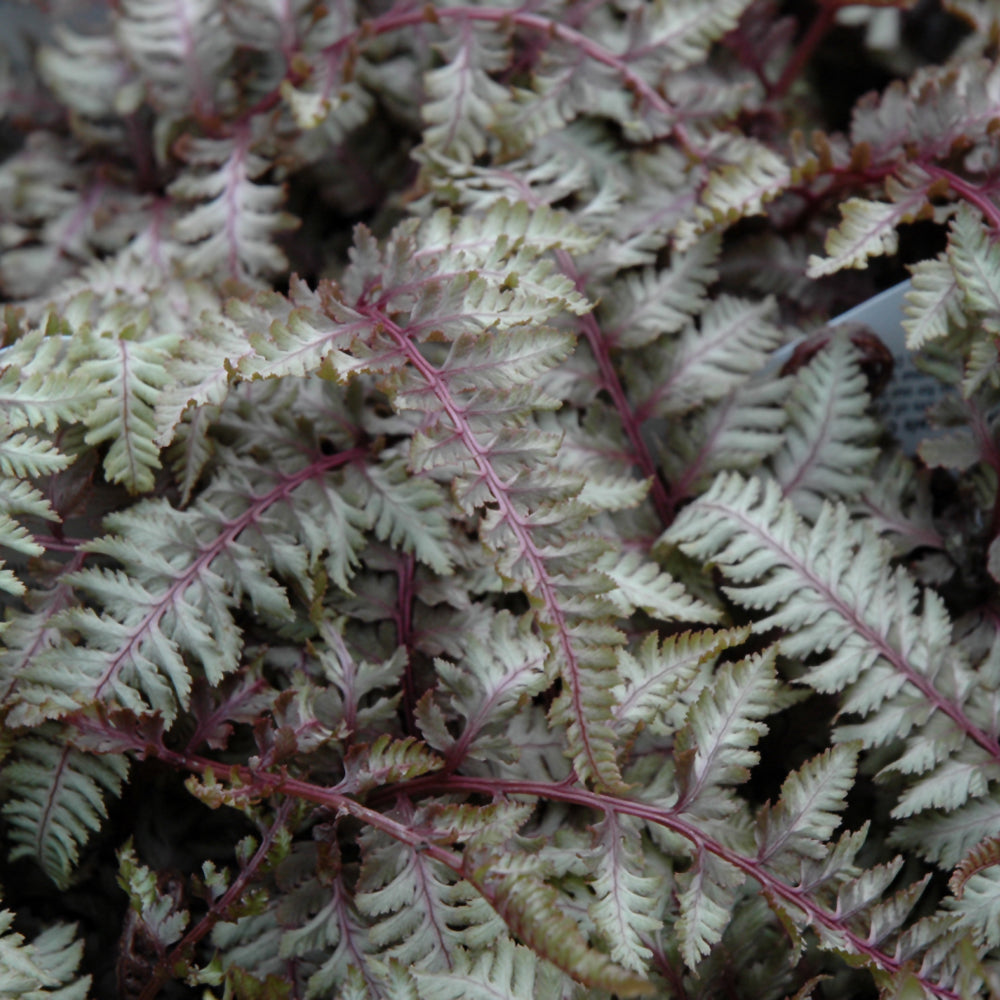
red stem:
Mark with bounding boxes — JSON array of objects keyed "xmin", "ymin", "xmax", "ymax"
[
  {"xmin": 925, "ymin": 165, "xmax": 1000, "ymax": 232},
  {"xmin": 136, "ymin": 799, "xmax": 295, "ymax": 1000},
  {"xmin": 360, "ymin": 303, "xmax": 614, "ymax": 786},
  {"xmin": 402, "ymin": 773, "xmax": 960, "ymax": 999},
  {"xmin": 396, "ymin": 553, "xmax": 418, "ymax": 735},
  {"xmin": 771, "ymin": 2, "xmax": 838, "ymax": 100},
  {"xmin": 553, "ymin": 249, "xmax": 674, "ymax": 525}
]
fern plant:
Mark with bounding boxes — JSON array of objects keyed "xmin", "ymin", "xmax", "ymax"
[{"xmin": 2, "ymin": 0, "xmax": 1000, "ymax": 997}]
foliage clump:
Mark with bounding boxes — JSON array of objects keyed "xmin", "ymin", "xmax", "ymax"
[{"xmin": 2, "ymin": 1, "xmax": 1000, "ymax": 997}]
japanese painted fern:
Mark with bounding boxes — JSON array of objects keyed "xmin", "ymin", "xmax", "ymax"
[{"xmin": 2, "ymin": 2, "xmax": 1000, "ymax": 999}]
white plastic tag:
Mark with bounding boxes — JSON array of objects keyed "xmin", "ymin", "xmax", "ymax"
[{"xmin": 770, "ymin": 280, "xmax": 943, "ymax": 455}]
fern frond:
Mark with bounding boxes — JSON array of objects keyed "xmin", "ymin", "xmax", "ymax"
[
  {"xmin": 417, "ymin": 327, "xmax": 575, "ymax": 397},
  {"xmin": 855, "ymin": 454, "xmax": 945, "ymax": 557},
  {"xmin": 0, "ymin": 575, "xmax": 78, "ymax": 705},
  {"xmin": 356, "ymin": 829, "xmax": 504, "ymax": 969},
  {"xmin": 0, "ymin": 362, "xmax": 95, "ymax": 433},
  {"xmin": 422, "ymin": 22, "xmax": 512, "ymax": 163},
  {"xmin": 2, "ymin": 728, "xmax": 129, "ymax": 889},
  {"xmin": 667, "ymin": 474, "xmax": 958, "ymax": 705},
  {"xmin": 675, "ymin": 851, "xmax": 745, "ymax": 969},
  {"xmin": 666, "ymin": 474, "xmax": 941, "ymax": 711},
  {"xmin": 233, "ymin": 279, "xmax": 371, "ymax": 384},
  {"xmin": 167, "ymin": 403, "xmax": 219, "ymax": 504},
  {"xmin": 116, "ymin": 840, "xmax": 189, "ymax": 952},
  {"xmin": 211, "ymin": 909, "xmax": 285, "ymax": 987},
  {"xmin": 946, "ymin": 865, "xmax": 1000, "ymax": 949},
  {"xmin": 0, "ymin": 134, "xmax": 108, "ymax": 298},
  {"xmin": 595, "ymin": 549, "xmax": 721, "ymax": 622},
  {"xmin": 344, "ymin": 459, "xmax": 454, "ymax": 576},
  {"xmin": 153, "ymin": 310, "xmax": 256, "ymax": 448},
  {"xmin": 417, "ymin": 610, "xmax": 550, "ymax": 764},
  {"xmin": 37, "ymin": 24, "xmax": 135, "ymax": 133},
  {"xmin": 892, "ymin": 793, "xmax": 1000, "ymax": 869},
  {"xmin": 946, "ymin": 203, "xmax": 1000, "ymax": 336},
  {"xmin": 828, "ymin": 860, "xmax": 923, "ymax": 948},
  {"xmin": 272, "ymin": 856, "xmax": 376, "ymax": 994},
  {"xmin": 0, "ymin": 507, "xmax": 45, "ymax": 591},
  {"xmin": 630, "ymin": 295, "xmax": 782, "ymax": 420},
  {"xmin": 886, "ymin": 740, "xmax": 1000, "ymax": 818},
  {"xmin": 169, "ymin": 130, "xmax": 297, "ymax": 282},
  {"xmin": 755, "ymin": 744, "xmax": 859, "ymax": 870},
  {"xmin": 0, "ymin": 904, "xmax": 89, "ymax": 1000},
  {"xmin": 674, "ymin": 649, "xmax": 780, "ymax": 818},
  {"xmin": 116, "ymin": 0, "xmax": 233, "ymax": 114},
  {"xmin": 675, "ymin": 140, "xmax": 790, "ymax": 248},
  {"xmin": 904, "ymin": 255, "xmax": 965, "ymax": 350},
  {"xmin": 237, "ymin": 203, "xmax": 588, "ymax": 387},
  {"xmin": 657, "ymin": 377, "xmax": 789, "ymax": 504},
  {"xmin": 0, "ymin": 563, "xmax": 24, "ymax": 597},
  {"xmin": 629, "ymin": 0, "xmax": 755, "ymax": 73},
  {"xmin": 8, "ymin": 447, "xmax": 361, "ymax": 725},
  {"xmin": 71, "ymin": 325, "xmax": 180, "ymax": 494},
  {"xmin": 588, "ymin": 813, "xmax": 663, "ymax": 972},
  {"xmin": 665, "ymin": 474, "xmax": 1000, "ymax": 876},
  {"xmin": 612, "ymin": 627, "xmax": 749, "ymax": 739},
  {"xmin": 771, "ymin": 334, "xmax": 880, "ymax": 517},
  {"xmin": 340, "ymin": 736, "xmax": 443, "ymax": 796},
  {"xmin": 0, "ymin": 477, "xmax": 60, "ymax": 528},
  {"xmin": 807, "ymin": 166, "xmax": 935, "ymax": 277},
  {"xmin": 0, "ymin": 473, "xmax": 61, "ymax": 596},
  {"xmin": 415, "ymin": 800, "xmax": 535, "ymax": 851},
  {"xmin": 0, "ymin": 431, "xmax": 71, "ymax": 479},
  {"xmin": 545, "ymin": 623, "xmax": 627, "ymax": 790},
  {"xmin": 890, "ymin": 914, "xmax": 981, "ymax": 1000},
  {"xmin": 599, "ymin": 234, "xmax": 720, "ymax": 350},
  {"xmin": 310, "ymin": 623, "xmax": 406, "ymax": 740},
  {"xmin": 484, "ymin": 874, "xmax": 653, "ymax": 997},
  {"xmin": 292, "ymin": 206, "xmax": 639, "ymax": 788}
]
